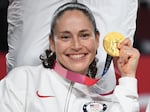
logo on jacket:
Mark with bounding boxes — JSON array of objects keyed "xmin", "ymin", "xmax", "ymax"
[
  {"xmin": 83, "ymin": 101, "xmax": 107, "ymax": 112},
  {"xmin": 36, "ymin": 90, "xmax": 55, "ymax": 98}
]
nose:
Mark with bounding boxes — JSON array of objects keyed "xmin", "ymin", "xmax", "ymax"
[{"xmin": 71, "ymin": 37, "xmax": 82, "ymax": 51}]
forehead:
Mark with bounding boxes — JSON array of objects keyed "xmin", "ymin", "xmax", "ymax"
[
  {"xmin": 56, "ymin": 10, "xmax": 93, "ymax": 27},
  {"xmin": 59, "ymin": 9, "xmax": 89, "ymax": 20},
  {"xmin": 55, "ymin": 10, "xmax": 93, "ymax": 32}
]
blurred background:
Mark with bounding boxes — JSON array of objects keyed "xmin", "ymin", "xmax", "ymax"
[
  {"xmin": 0, "ymin": 0, "xmax": 8, "ymax": 52},
  {"xmin": 134, "ymin": 0, "xmax": 150, "ymax": 55},
  {"xmin": 0, "ymin": 0, "xmax": 150, "ymax": 112},
  {"xmin": 134, "ymin": 0, "xmax": 150, "ymax": 112}
]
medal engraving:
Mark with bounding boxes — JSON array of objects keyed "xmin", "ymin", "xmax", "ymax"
[{"xmin": 103, "ymin": 32, "xmax": 124, "ymax": 57}]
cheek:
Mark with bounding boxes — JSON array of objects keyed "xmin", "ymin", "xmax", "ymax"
[
  {"xmin": 54, "ymin": 41, "xmax": 68, "ymax": 54},
  {"xmin": 86, "ymin": 40, "xmax": 98, "ymax": 51}
]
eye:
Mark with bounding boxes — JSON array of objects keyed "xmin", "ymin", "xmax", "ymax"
[
  {"xmin": 80, "ymin": 32, "xmax": 90, "ymax": 40},
  {"xmin": 60, "ymin": 34, "xmax": 71, "ymax": 41}
]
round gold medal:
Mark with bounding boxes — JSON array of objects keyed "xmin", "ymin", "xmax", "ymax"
[{"xmin": 103, "ymin": 32, "xmax": 125, "ymax": 57}]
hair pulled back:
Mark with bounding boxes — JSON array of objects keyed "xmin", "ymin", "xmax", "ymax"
[{"xmin": 40, "ymin": 2, "xmax": 99, "ymax": 78}]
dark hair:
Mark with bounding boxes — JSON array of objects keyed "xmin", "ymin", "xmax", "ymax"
[
  {"xmin": 50, "ymin": 2, "xmax": 99, "ymax": 39},
  {"xmin": 40, "ymin": 2, "xmax": 99, "ymax": 78}
]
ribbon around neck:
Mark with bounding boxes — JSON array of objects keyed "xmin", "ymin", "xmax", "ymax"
[{"xmin": 53, "ymin": 61, "xmax": 100, "ymax": 86}]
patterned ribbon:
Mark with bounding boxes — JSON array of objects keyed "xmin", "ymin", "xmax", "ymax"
[{"xmin": 53, "ymin": 61, "xmax": 100, "ymax": 86}]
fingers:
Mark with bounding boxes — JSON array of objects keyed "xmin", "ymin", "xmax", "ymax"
[
  {"xmin": 119, "ymin": 38, "xmax": 140, "ymax": 60},
  {"xmin": 118, "ymin": 38, "xmax": 132, "ymax": 49},
  {"xmin": 118, "ymin": 38, "xmax": 133, "ymax": 65},
  {"xmin": 116, "ymin": 38, "xmax": 140, "ymax": 77},
  {"xmin": 118, "ymin": 38, "xmax": 137, "ymax": 64}
]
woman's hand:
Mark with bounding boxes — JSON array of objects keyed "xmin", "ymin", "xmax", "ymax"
[{"xmin": 115, "ymin": 38, "xmax": 140, "ymax": 77}]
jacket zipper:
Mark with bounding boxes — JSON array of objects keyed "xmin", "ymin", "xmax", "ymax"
[{"xmin": 64, "ymin": 82, "xmax": 74, "ymax": 112}]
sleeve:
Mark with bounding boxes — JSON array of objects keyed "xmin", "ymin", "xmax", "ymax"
[
  {"xmin": 0, "ymin": 80, "xmax": 23, "ymax": 112},
  {"xmin": 146, "ymin": 99, "xmax": 150, "ymax": 112},
  {"xmin": 113, "ymin": 77, "xmax": 139, "ymax": 112},
  {"xmin": 0, "ymin": 69, "xmax": 27, "ymax": 112}
]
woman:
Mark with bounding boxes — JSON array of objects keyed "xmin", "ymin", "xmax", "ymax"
[
  {"xmin": 6, "ymin": 0, "xmax": 138, "ymax": 94},
  {"xmin": 0, "ymin": 3, "xmax": 140, "ymax": 112}
]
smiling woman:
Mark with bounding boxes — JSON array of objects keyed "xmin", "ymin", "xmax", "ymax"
[
  {"xmin": 0, "ymin": 2, "xmax": 140, "ymax": 112},
  {"xmin": 41, "ymin": 3, "xmax": 100, "ymax": 78},
  {"xmin": 49, "ymin": 10, "xmax": 99, "ymax": 75}
]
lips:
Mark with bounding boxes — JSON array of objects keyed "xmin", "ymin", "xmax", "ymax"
[
  {"xmin": 67, "ymin": 53, "xmax": 87, "ymax": 60},
  {"xmin": 70, "ymin": 54, "xmax": 85, "ymax": 58}
]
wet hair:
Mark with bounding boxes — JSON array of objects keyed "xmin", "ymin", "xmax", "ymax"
[{"xmin": 40, "ymin": 2, "xmax": 99, "ymax": 78}]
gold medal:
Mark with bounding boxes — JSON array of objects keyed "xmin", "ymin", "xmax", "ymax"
[{"xmin": 103, "ymin": 32, "xmax": 125, "ymax": 57}]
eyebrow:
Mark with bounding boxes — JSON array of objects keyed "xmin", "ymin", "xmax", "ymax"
[
  {"xmin": 59, "ymin": 31, "xmax": 70, "ymax": 34},
  {"xmin": 79, "ymin": 29, "xmax": 90, "ymax": 33},
  {"xmin": 64, "ymin": 29, "xmax": 89, "ymax": 32},
  {"xmin": 58, "ymin": 29, "xmax": 90, "ymax": 35}
]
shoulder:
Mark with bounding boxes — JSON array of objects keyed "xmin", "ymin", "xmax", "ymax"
[
  {"xmin": 7, "ymin": 65, "xmax": 44, "ymax": 78},
  {"xmin": 3, "ymin": 65, "xmax": 52, "ymax": 89}
]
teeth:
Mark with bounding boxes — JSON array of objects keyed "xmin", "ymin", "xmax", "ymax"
[{"xmin": 69, "ymin": 54, "xmax": 84, "ymax": 59}]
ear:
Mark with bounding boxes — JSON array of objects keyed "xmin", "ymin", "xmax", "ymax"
[
  {"xmin": 49, "ymin": 35, "xmax": 55, "ymax": 52},
  {"xmin": 95, "ymin": 31, "xmax": 100, "ymax": 49}
]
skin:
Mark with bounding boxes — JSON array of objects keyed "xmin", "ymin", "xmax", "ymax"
[
  {"xmin": 50, "ymin": 10, "xmax": 99, "ymax": 75},
  {"xmin": 116, "ymin": 38, "xmax": 140, "ymax": 77}
]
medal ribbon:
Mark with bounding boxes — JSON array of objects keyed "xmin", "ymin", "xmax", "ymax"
[
  {"xmin": 53, "ymin": 54, "xmax": 112, "ymax": 86},
  {"xmin": 53, "ymin": 61, "xmax": 100, "ymax": 86}
]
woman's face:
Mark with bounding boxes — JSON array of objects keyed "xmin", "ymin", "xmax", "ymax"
[{"xmin": 50, "ymin": 10, "xmax": 99, "ymax": 75}]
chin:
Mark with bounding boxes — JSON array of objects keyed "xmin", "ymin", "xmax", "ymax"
[
  {"xmin": 74, "ymin": 64, "xmax": 88, "ymax": 72},
  {"xmin": 71, "ymin": 68, "xmax": 87, "ymax": 75}
]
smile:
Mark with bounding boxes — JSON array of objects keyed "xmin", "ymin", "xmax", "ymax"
[{"xmin": 67, "ymin": 54, "xmax": 87, "ymax": 60}]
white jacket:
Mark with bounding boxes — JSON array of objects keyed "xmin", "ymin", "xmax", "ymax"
[
  {"xmin": 146, "ymin": 99, "xmax": 150, "ymax": 112},
  {"xmin": 0, "ymin": 65, "xmax": 139, "ymax": 112}
]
